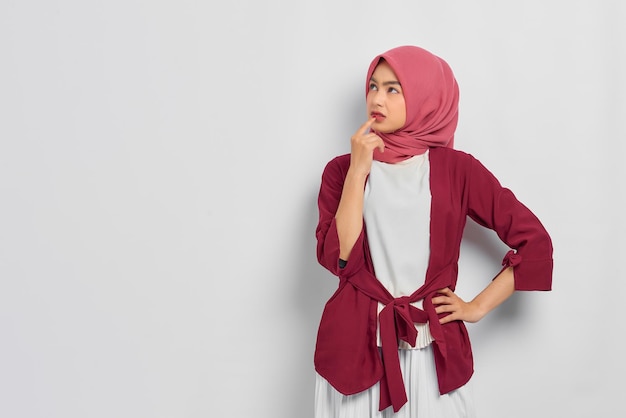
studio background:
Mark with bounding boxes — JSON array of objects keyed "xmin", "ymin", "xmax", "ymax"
[{"xmin": 1, "ymin": 1, "xmax": 624, "ymax": 417}]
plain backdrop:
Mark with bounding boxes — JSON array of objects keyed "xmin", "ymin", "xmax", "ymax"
[{"xmin": 1, "ymin": 1, "xmax": 625, "ymax": 417}]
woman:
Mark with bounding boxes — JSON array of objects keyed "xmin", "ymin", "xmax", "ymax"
[{"xmin": 313, "ymin": 46, "xmax": 553, "ymax": 417}]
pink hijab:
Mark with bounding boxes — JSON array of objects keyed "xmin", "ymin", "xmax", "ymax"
[{"xmin": 367, "ymin": 46, "xmax": 460, "ymax": 163}]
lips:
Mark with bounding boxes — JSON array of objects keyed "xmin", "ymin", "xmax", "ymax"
[{"xmin": 371, "ymin": 112, "xmax": 385, "ymax": 121}]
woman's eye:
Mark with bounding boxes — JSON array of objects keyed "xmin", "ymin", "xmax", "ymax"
[
  {"xmin": 369, "ymin": 83, "xmax": 378, "ymax": 91},
  {"xmin": 388, "ymin": 87, "xmax": 399, "ymax": 94}
]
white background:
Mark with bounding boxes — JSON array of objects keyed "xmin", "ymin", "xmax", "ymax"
[{"xmin": 1, "ymin": 1, "xmax": 624, "ymax": 417}]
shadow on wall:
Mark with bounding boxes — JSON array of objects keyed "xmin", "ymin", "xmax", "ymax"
[
  {"xmin": 285, "ymin": 180, "xmax": 337, "ymax": 418},
  {"xmin": 459, "ymin": 219, "xmax": 528, "ymax": 341},
  {"xmin": 283, "ymin": 96, "xmax": 366, "ymax": 418}
]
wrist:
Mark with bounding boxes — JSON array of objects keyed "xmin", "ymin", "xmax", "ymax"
[
  {"xmin": 346, "ymin": 166, "xmax": 369, "ymax": 182},
  {"xmin": 468, "ymin": 299, "xmax": 489, "ymax": 322}
]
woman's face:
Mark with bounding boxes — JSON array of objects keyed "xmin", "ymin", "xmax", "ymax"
[{"xmin": 366, "ymin": 61, "xmax": 406, "ymax": 133}]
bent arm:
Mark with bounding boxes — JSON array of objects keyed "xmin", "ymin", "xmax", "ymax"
[
  {"xmin": 467, "ymin": 156, "xmax": 553, "ymax": 291},
  {"xmin": 435, "ymin": 267, "xmax": 515, "ymax": 324},
  {"xmin": 434, "ymin": 154, "xmax": 552, "ymax": 324},
  {"xmin": 335, "ymin": 169, "xmax": 368, "ymax": 261},
  {"xmin": 469, "ymin": 266, "xmax": 515, "ymax": 320},
  {"xmin": 316, "ymin": 156, "xmax": 367, "ymax": 276}
]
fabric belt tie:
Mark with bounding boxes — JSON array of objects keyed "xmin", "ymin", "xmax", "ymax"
[
  {"xmin": 378, "ymin": 295, "xmax": 447, "ymax": 412},
  {"xmin": 342, "ymin": 266, "xmax": 454, "ymax": 412}
]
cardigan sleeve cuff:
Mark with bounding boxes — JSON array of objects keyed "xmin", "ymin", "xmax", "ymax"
[
  {"xmin": 498, "ymin": 250, "xmax": 552, "ymax": 291},
  {"xmin": 320, "ymin": 217, "xmax": 366, "ymax": 277},
  {"xmin": 513, "ymin": 257, "xmax": 553, "ymax": 291},
  {"xmin": 502, "ymin": 250, "xmax": 522, "ymax": 268}
]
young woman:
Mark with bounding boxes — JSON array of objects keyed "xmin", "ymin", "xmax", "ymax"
[{"xmin": 313, "ymin": 46, "xmax": 553, "ymax": 418}]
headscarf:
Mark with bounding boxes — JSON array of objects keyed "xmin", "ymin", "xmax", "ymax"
[{"xmin": 366, "ymin": 45, "xmax": 460, "ymax": 163}]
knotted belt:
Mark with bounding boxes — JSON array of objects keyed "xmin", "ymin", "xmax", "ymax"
[{"xmin": 346, "ymin": 267, "xmax": 452, "ymax": 412}]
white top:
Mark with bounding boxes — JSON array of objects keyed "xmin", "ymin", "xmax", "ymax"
[{"xmin": 363, "ymin": 151, "xmax": 434, "ymax": 349}]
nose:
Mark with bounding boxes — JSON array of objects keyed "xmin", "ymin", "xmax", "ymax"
[{"xmin": 371, "ymin": 89, "xmax": 385, "ymax": 106}]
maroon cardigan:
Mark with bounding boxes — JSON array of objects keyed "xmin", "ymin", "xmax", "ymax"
[{"xmin": 314, "ymin": 147, "xmax": 553, "ymax": 412}]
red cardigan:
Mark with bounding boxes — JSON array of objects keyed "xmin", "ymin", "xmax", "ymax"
[{"xmin": 314, "ymin": 147, "xmax": 553, "ymax": 412}]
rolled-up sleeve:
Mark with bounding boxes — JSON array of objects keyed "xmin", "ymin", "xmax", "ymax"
[
  {"xmin": 466, "ymin": 156, "xmax": 553, "ymax": 291},
  {"xmin": 316, "ymin": 156, "xmax": 366, "ymax": 278}
]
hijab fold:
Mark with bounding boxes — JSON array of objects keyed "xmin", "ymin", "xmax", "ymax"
[{"xmin": 366, "ymin": 46, "xmax": 459, "ymax": 163}]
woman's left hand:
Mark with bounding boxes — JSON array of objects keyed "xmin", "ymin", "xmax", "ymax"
[{"xmin": 432, "ymin": 288, "xmax": 484, "ymax": 325}]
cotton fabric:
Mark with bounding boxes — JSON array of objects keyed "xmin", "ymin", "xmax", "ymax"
[{"xmin": 364, "ymin": 152, "xmax": 433, "ymax": 350}]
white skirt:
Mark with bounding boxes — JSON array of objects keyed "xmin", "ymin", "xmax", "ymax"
[{"xmin": 314, "ymin": 345, "xmax": 476, "ymax": 418}]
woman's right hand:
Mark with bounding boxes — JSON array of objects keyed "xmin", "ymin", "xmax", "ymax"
[
  {"xmin": 349, "ymin": 118, "xmax": 385, "ymax": 177},
  {"xmin": 335, "ymin": 118, "xmax": 383, "ymax": 261}
]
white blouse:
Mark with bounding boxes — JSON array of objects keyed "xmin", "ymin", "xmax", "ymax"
[{"xmin": 363, "ymin": 151, "xmax": 434, "ymax": 349}]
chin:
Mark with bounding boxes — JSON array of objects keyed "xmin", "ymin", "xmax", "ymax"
[
  {"xmin": 375, "ymin": 126, "xmax": 395, "ymax": 134},
  {"xmin": 372, "ymin": 122, "xmax": 387, "ymax": 133},
  {"xmin": 374, "ymin": 121, "xmax": 402, "ymax": 134}
]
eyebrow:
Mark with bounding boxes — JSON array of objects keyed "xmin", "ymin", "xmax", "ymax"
[{"xmin": 370, "ymin": 76, "xmax": 401, "ymax": 86}]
